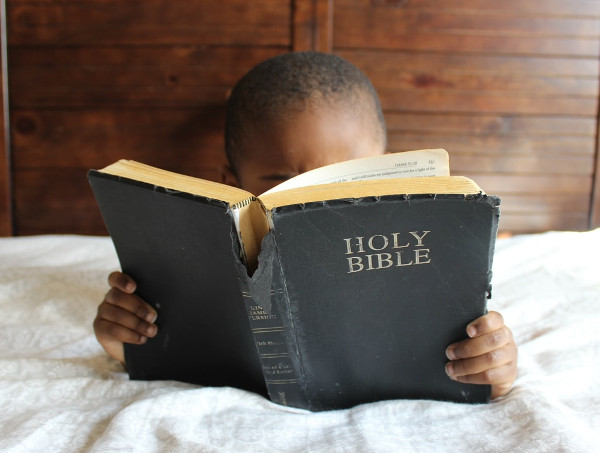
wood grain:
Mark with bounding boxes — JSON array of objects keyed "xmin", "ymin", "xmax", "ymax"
[
  {"xmin": 7, "ymin": 1, "xmax": 291, "ymax": 46},
  {"xmin": 593, "ymin": 109, "xmax": 600, "ymax": 228},
  {"xmin": 333, "ymin": 2, "xmax": 599, "ymax": 231},
  {"xmin": 334, "ymin": 0, "xmax": 600, "ymax": 56},
  {"xmin": 11, "ymin": 108, "xmax": 227, "ymax": 170},
  {"xmin": 9, "ymin": 46, "xmax": 286, "ymax": 107},
  {"xmin": 12, "ymin": 167, "xmax": 222, "ymax": 235},
  {"xmin": 293, "ymin": 0, "xmax": 333, "ymax": 52},
  {"xmin": 4, "ymin": 0, "xmax": 600, "ymax": 235},
  {"xmin": 0, "ymin": 0, "xmax": 11, "ymax": 235}
]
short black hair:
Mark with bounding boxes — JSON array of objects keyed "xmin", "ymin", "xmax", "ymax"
[{"xmin": 225, "ymin": 51, "xmax": 387, "ymax": 174}]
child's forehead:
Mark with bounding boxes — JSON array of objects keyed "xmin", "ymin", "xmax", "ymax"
[
  {"xmin": 240, "ymin": 101, "xmax": 382, "ymax": 169},
  {"xmin": 259, "ymin": 103, "xmax": 366, "ymax": 139}
]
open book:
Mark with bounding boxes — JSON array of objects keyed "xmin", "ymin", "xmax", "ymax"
[
  {"xmin": 88, "ymin": 148, "xmax": 499, "ymax": 410},
  {"xmin": 93, "ymin": 149, "xmax": 475, "ymax": 271}
]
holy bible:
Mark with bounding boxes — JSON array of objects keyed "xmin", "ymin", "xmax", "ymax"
[{"xmin": 88, "ymin": 149, "xmax": 500, "ymax": 411}]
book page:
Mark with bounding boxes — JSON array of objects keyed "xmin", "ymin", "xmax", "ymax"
[{"xmin": 261, "ymin": 149, "xmax": 450, "ymax": 195}]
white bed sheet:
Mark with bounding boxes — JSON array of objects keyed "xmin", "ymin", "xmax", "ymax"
[{"xmin": 0, "ymin": 230, "xmax": 598, "ymax": 452}]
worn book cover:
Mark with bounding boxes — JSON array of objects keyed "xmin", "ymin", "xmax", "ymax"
[
  {"xmin": 88, "ymin": 150, "xmax": 499, "ymax": 410},
  {"xmin": 88, "ymin": 173, "xmax": 268, "ymax": 396},
  {"xmin": 244, "ymin": 193, "xmax": 499, "ymax": 410}
]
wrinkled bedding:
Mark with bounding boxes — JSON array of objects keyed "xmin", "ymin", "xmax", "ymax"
[{"xmin": 0, "ymin": 231, "xmax": 598, "ymax": 452}]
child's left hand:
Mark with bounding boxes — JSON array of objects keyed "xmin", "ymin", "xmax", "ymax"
[{"xmin": 444, "ymin": 311, "xmax": 517, "ymax": 399}]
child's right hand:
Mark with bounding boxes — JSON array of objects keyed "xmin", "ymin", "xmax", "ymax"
[{"xmin": 93, "ymin": 271, "xmax": 158, "ymax": 365}]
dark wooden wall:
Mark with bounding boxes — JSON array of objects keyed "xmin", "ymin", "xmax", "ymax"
[
  {"xmin": 0, "ymin": 0, "xmax": 10, "ymax": 236},
  {"xmin": 1, "ymin": 0, "xmax": 599, "ymax": 236}
]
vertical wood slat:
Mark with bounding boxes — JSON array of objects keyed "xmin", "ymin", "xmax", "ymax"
[
  {"xmin": 592, "ymin": 99, "xmax": 600, "ymax": 228},
  {"xmin": 590, "ymin": 31, "xmax": 600, "ymax": 229},
  {"xmin": 0, "ymin": 0, "xmax": 12, "ymax": 236},
  {"xmin": 292, "ymin": 0, "xmax": 333, "ymax": 52},
  {"xmin": 593, "ymin": 173, "xmax": 600, "ymax": 228}
]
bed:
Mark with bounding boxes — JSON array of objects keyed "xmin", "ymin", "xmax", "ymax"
[{"xmin": 0, "ymin": 230, "xmax": 598, "ymax": 452}]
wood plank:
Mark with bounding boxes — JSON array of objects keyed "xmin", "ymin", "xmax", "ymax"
[
  {"xmin": 467, "ymin": 173, "xmax": 593, "ymax": 196},
  {"xmin": 13, "ymin": 167, "xmax": 110, "ymax": 235},
  {"xmin": 365, "ymin": 0, "xmax": 600, "ymax": 18},
  {"xmin": 293, "ymin": 0, "xmax": 333, "ymax": 52},
  {"xmin": 16, "ymin": 0, "xmax": 592, "ymax": 17},
  {"xmin": 341, "ymin": 51, "xmax": 600, "ymax": 79},
  {"xmin": 8, "ymin": 46, "xmax": 286, "ymax": 108},
  {"xmin": 18, "ymin": 46, "xmax": 597, "ymax": 79},
  {"xmin": 8, "ymin": 45, "xmax": 285, "ymax": 68},
  {"xmin": 385, "ymin": 113, "xmax": 597, "ymax": 136},
  {"xmin": 15, "ymin": 204, "xmax": 108, "ymax": 236},
  {"xmin": 17, "ymin": 82, "xmax": 584, "ymax": 117},
  {"xmin": 498, "ymin": 194, "xmax": 590, "ymax": 214},
  {"xmin": 7, "ymin": 1, "xmax": 291, "ymax": 46},
  {"xmin": 293, "ymin": 0, "xmax": 316, "ymax": 51},
  {"xmin": 485, "ymin": 192, "xmax": 592, "ymax": 233},
  {"xmin": 378, "ymin": 89, "xmax": 598, "ymax": 116},
  {"xmin": 12, "ymin": 167, "xmax": 221, "ymax": 235},
  {"xmin": 499, "ymin": 212, "xmax": 590, "ymax": 234},
  {"xmin": 592, "ymin": 109, "xmax": 600, "ymax": 228},
  {"xmin": 335, "ymin": 32, "xmax": 599, "ymax": 58},
  {"xmin": 375, "ymin": 73, "xmax": 598, "ymax": 97},
  {"xmin": 334, "ymin": 1, "xmax": 600, "ymax": 56},
  {"xmin": 314, "ymin": 0, "xmax": 333, "ymax": 53},
  {"xmin": 450, "ymin": 171, "xmax": 593, "ymax": 232},
  {"xmin": 342, "ymin": 50, "xmax": 599, "ymax": 115},
  {"xmin": 355, "ymin": 7, "xmax": 600, "ymax": 36},
  {"xmin": 0, "ymin": 0, "xmax": 11, "ymax": 236},
  {"xmin": 11, "ymin": 108, "xmax": 227, "ymax": 169},
  {"xmin": 469, "ymin": 173, "xmax": 592, "ymax": 233},
  {"xmin": 450, "ymin": 154, "xmax": 594, "ymax": 176},
  {"xmin": 497, "ymin": 192, "xmax": 591, "ymax": 234},
  {"xmin": 388, "ymin": 134, "xmax": 596, "ymax": 158}
]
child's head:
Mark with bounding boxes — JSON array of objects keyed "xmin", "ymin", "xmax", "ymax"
[{"xmin": 223, "ymin": 51, "xmax": 387, "ymax": 194}]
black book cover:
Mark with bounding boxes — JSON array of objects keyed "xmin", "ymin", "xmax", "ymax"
[
  {"xmin": 88, "ymin": 171, "xmax": 267, "ymax": 396},
  {"xmin": 254, "ymin": 193, "xmax": 499, "ymax": 410},
  {"xmin": 89, "ymin": 167, "xmax": 499, "ymax": 411}
]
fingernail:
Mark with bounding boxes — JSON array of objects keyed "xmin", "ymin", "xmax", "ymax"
[
  {"xmin": 125, "ymin": 282, "xmax": 136, "ymax": 293},
  {"xmin": 139, "ymin": 336, "xmax": 148, "ymax": 344},
  {"xmin": 445, "ymin": 362, "xmax": 454, "ymax": 377},
  {"xmin": 446, "ymin": 346, "xmax": 456, "ymax": 360},
  {"xmin": 146, "ymin": 311, "xmax": 158, "ymax": 323},
  {"xmin": 146, "ymin": 325, "xmax": 158, "ymax": 336},
  {"xmin": 467, "ymin": 325, "xmax": 477, "ymax": 338}
]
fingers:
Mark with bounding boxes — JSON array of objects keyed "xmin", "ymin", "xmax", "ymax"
[
  {"xmin": 94, "ymin": 272, "xmax": 158, "ymax": 364},
  {"xmin": 464, "ymin": 310, "xmax": 505, "ymax": 338},
  {"xmin": 445, "ymin": 311, "xmax": 518, "ymax": 398},
  {"xmin": 446, "ymin": 313, "xmax": 512, "ymax": 361},
  {"xmin": 108, "ymin": 271, "xmax": 137, "ymax": 293},
  {"xmin": 445, "ymin": 341, "xmax": 515, "ymax": 381},
  {"xmin": 96, "ymin": 297, "xmax": 158, "ymax": 342},
  {"xmin": 104, "ymin": 284, "xmax": 158, "ymax": 326}
]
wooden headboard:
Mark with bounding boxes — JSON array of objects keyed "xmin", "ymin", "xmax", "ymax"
[{"xmin": 1, "ymin": 0, "xmax": 599, "ymax": 236}]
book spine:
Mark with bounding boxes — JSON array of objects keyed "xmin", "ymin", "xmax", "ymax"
[
  {"xmin": 237, "ymin": 231, "xmax": 307, "ymax": 409},
  {"xmin": 241, "ymin": 287, "xmax": 306, "ymax": 408}
]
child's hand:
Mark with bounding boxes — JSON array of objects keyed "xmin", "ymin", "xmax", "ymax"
[
  {"xmin": 444, "ymin": 311, "xmax": 517, "ymax": 399},
  {"xmin": 93, "ymin": 271, "xmax": 158, "ymax": 364}
]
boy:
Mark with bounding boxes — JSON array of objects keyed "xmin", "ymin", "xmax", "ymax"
[{"xmin": 94, "ymin": 52, "xmax": 517, "ymax": 400}]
